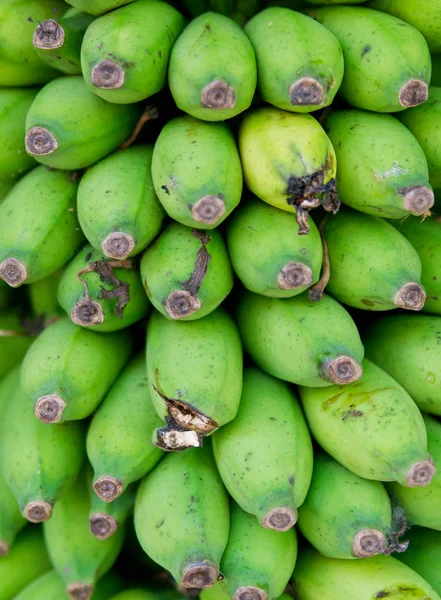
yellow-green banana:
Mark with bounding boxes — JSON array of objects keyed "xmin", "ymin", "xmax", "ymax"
[
  {"xmin": 20, "ymin": 317, "xmax": 133, "ymax": 423},
  {"xmin": 168, "ymin": 12, "xmax": 257, "ymax": 121},
  {"xmin": 146, "ymin": 307, "xmax": 243, "ymax": 450},
  {"xmin": 0, "ymin": 312, "xmax": 34, "ymax": 380},
  {"xmin": 310, "ymin": 6, "xmax": 431, "ymax": 112},
  {"xmin": 87, "ymin": 354, "xmax": 164, "ymax": 502},
  {"xmin": 236, "ymin": 290, "xmax": 364, "ymax": 387},
  {"xmin": 140, "ymin": 222, "xmax": 234, "ymax": 320},
  {"xmin": 325, "ymin": 109, "xmax": 434, "ymax": 218},
  {"xmin": 213, "ymin": 367, "xmax": 313, "ymax": 531},
  {"xmin": 238, "ymin": 106, "xmax": 339, "ymax": 234},
  {"xmin": 397, "ymin": 527, "xmax": 441, "ymax": 595},
  {"xmin": 65, "ymin": 0, "xmax": 135, "ymax": 15},
  {"xmin": 245, "ymin": 8, "xmax": 344, "ymax": 112},
  {"xmin": 151, "ymin": 116, "xmax": 243, "ymax": 229},
  {"xmin": 299, "ymin": 358, "xmax": 435, "ymax": 486},
  {"xmin": 16, "ymin": 570, "xmax": 125, "ymax": 600},
  {"xmin": 134, "ymin": 443, "xmax": 230, "ymax": 590}
]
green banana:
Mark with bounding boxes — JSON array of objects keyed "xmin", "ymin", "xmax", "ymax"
[
  {"xmin": 44, "ymin": 471, "xmax": 126, "ymax": 600},
  {"xmin": 28, "ymin": 271, "xmax": 65, "ymax": 325},
  {"xmin": 0, "ymin": 312, "xmax": 34, "ymax": 380},
  {"xmin": 292, "ymin": 545, "xmax": 441, "ymax": 600},
  {"xmin": 25, "ymin": 76, "xmax": 141, "ymax": 170},
  {"xmin": 238, "ymin": 106, "xmax": 339, "ymax": 234},
  {"xmin": 245, "ymin": 8, "xmax": 344, "ymax": 113},
  {"xmin": 81, "ymin": 0, "xmax": 185, "ymax": 104},
  {"xmin": 57, "ymin": 244, "xmax": 150, "ymax": 332},
  {"xmin": 309, "ymin": 6, "xmax": 431, "ymax": 112},
  {"xmin": 324, "ymin": 208, "xmax": 426, "ymax": 311},
  {"xmin": 0, "ymin": 526, "xmax": 51, "ymax": 600},
  {"xmin": 299, "ymin": 358, "xmax": 435, "ymax": 486},
  {"xmin": 146, "ymin": 307, "xmax": 243, "ymax": 450},
  {"xmin": 0, "ymin": 0, "xmax": 68, "ymax": 87},
  {"xmin": 213, "ymin": 367, "xmax": 313, "ymax": 531},
  {"xmin": 151, "ymin": 116, "xmax": 243, "ymax": 229},
  {"xmin": 140, "ymin": 222, "xmax": 234, "ymax": 320},
  {"xmin": 20, "ymin": 317, "xmax": 133, "ymax": 423},
  {"xmin": 226, "ymin": 197, "xmax": 323, "ymax": 297},
  {"xmin": 325, "ymin": 109, "xmax": 434, "ymax": 218},
  {"xmin": 236, "ymin": 290, "xmax": 364, "ymax": 387},
  {"xmin": 397, "ymin": 527, "xmax": 441, "ymax": 595},
  {"xmin": 134, "ymin": 443, "xmax": 230, "ymax": 590},
  {"xmin": 363, "ymin": 314, "xmax": 441, "ymax": 415},
  {"xmin": 33, "ymin": 8, "xmax": 95, "ymax": 76},
  {"xmin": 66, "ymin": 0, "xmax": 137, "ymax": 16},
  {"xmin": 16, "ymin": 570, "xmax": 126, "ymax": 600},
  {"xmin": 168, "ymin": 12, "xmax": 257, "ymax": 121},
  {"xmin": 87, "ymin": 354, "xmax": 164, "ymax": 502},
  {"xmin": 298, "ymin": 451, "xmax": 394, "ymax": 559},
  {"xmin": 0, "ymin": 166, "xmax": 84, "ymax": 288}
]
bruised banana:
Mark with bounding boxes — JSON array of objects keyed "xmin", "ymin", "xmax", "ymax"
[
  {"xmin": 20, "ymin": 317, "xmax": 133, "ymax": 423},
  {"xmin": 134, "ymin": 443, "xmax": 230, "ymax": 590},
  {"xmin": 238, "ymin": 106, "xmax": 339, "ymax": 234},
  {"xmin": 65, "ymin": 0, "xmax": 135, "ymax": 15},
  {"xmin": 213, "ymin": 367, "xmax": 313, "ymax": 531},
  {"xmin": 299, "ymin": 358, "xmax": 435, "ymax": 486},
  {"xmin": 0, "ymin": 311, "xmax": 34, "ymax": 380},
  {"xmin": 140, "ymin": 222, "xmax": 233, "ymax": 321},
  {"xmin": 87, "ymin": 354, "xmax": 164, "ymax": 503},
  {"xmin": 397, "ymin": 527, "xmax": 441, "ymax": 595},
  {"xmin": 15, "ymin": 570, "xmax": 125, "ymax": 600}
]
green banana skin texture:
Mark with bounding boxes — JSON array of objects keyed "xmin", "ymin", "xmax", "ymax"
[
  {"xmin": 236, "ymin": 290, "xmax": 364, "ymax": 387},
  {"xmin": 78, "ymin": 146, "xmax": 165, "ymax": 260},
  {"xmin": 25, "ymin": 76, "xmax": 141, "ymax": 170},
  {"xmin": 219, "ymin": 502, "xmax": 298, "ymax": 600},
  {"xmin": 363, "ymin": 315, "xmax": 441, "ymax": 415},
  {"xmin": 140, "ymin": 222, "xmax": 234, "ymax": 321},
  {"xmin": 310, "ymin": 7, "xmax": 431, "ymax": 113},
  {"xmin": 134, "ymin": 444, "xmax": 230, "ymax": 589},
  {"xmin": 299, "ymin": 358, "xmax": 434, "ymax": 486},
  {"xmin": 152, "ymin": 116, "xmax": 243, "ymax": 229},
  {"xmin": 20, "ymin": 317, "xmax": 133, "ymax": 423},
  {"xmin": 81, "ymin": 0, "xmax": 185, "ymax": 104},
  {"xmin": 213, "ymin": 367, "xmax": 313, "ymax": 531},
  {"xmin": 0, "ymin": 0, "xmax": 68, "ymax": 87},
  {"xmin": 0, "ymin": 526, "xmax": 51, "ymax": 600},
  {"xmin": 16, "ymin": 570, "xmax": 125, "ymax": 600},
  {"xmin": 66, "ymin": 0, "xmax": 136, "ymax": 17},
  {"xmin": 325, "ymin": 109, "xmax": 434, "ymax": 219},
  {"xmin": 324, "ymin": 208, "xmax": 425, "ymax": 311},
  {"xmin": 0, "ymin": 166, "xmax": 84, "ymax": 288},
  {"xmin": 168, "ymin": 12, "xmax": 257, "ymax": 121},
  {"xmin": 226, "ymin": 197, "xmax": 323, "ymax": 298},
  {"xmin": 245, "ymin": 8, "xmax": 344, "ymax": 113},
  {"xmin": 87, "ymin": 354, "xmax": 164, "ymax": 501},
  {"xmin": 298, "ymin": 451, "xmax": 392, "ymax": 559},
  {"xmin": 397, "ymin": 527, "xmax": 441, "ymax": 595},
  {"xmin": 0, "ymin": 312, "xmax": 34, "ymax": 380},
  {"xmin": 58, "ymin": 244, "xmax": 150, "ymax": 333},
  {"xmin": 292, "ymin": 545, "xmax": 441, "ymax": 600}
]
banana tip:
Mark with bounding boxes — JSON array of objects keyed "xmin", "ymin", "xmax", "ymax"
[
  {"xmin": 201, "ymin": 80, "xmax": 236, "ymax": 110},
  {"xmin": 25, "ymin": 126, "xmax": 58, "ymax": 156},
  {"xmin": 278, "ymin": 262, "xmax": 313, "ymax": 290},
  {"xmin": 33, "ymin": 19, "xmax": 65, "ymax": 49},
  {"xmin": 406, "ymin": 459, "xmax": 436, "ymax": 487},
  {"xmin": 181, "ymin": 562, "xmax": 218, "ymax": 589},
  {"xmin": 0, "ymin": 541, "xmax": 9, "ymax": 556},
  {"xmin": 89, "ymin": 513, "xmax": 118, "ymax": 540},
  {"xmin": 395, "ymin": 283, "xmax": 426, "ymax": 311},
  {"xmin": 67, "ymin": 583, "xmax": 94, "ymax": 600},
  {"xmin": 102, "ymin": 232, "xmax": 135, "ymax": 260},
  {"xmin": 262, "ymin": 507, "xmax": 297, "ymax": 531},
  {"xmin": 402, "ymin": 185, "xmax": 434, "ymax": 216},
  {"xmin": 233, "ymin": 586, "xmax": 268, "ymax": 600},
  {"xmin": 352, "ymin": 529, "xmax": 386, "ymax": 558},
  {"xmin": 71, "ymin": 299, "xmax": 104, "ymax": 327},
  {"xmin": 35, "ymin": 393, "xmax": 67, "ymax": 423},
  {"xmin": 24, "ymin": 501, "xmax": 52, "ymax": 523},
  {"xmin": 290, "ymin": 77, "xmax": 325, "ymax": 106},
  {"xmin": 91, "ymin": 60, "xmax": 125, "ymax": 89},
  {"xmin": 166, "ymin": 290, "xmax": 201, "ymax": 319},
  {"xmin": 399, "ymin": 79, "xmax": 429, "ymax": 108},
  {"xmin": 323, "ymin": 356, "xmax": 363, "ymax": 385},
  {"xmin": 93, "ymin": 476, "xmax": 123, "ymax": 502},
  {"xmin": 191, "ymin": 195, "xmax": 225, "ymax": 225},
  {"xmin": 0, "ymin": 258, "xmax": 27, "ymax": 287}
]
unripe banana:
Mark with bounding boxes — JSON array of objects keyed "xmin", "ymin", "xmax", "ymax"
[
  {"xmin": 226, "ymin": 197, "xmax": 323, "ymax": 297},
  {"xmin": 134, "ymin": 443, "xmax": 230, "ymax": 590},
  {"xmin": 66, "ymin": 0, "xmax": 137, "ymax": 16},
  {"xmin": 397, "ymin": 527, "xmax": 441, "ymax": 595},
  {"xmin": 0, "ymin": 526, "xmax": 51, "ymax": 600},
  {"xmin": 0, "ymin": 166, "xmax": 84, "ymax": 288},
  {"xmin": 238, "ymin": 106, "xmax": 339, "ymax": 234},
  {"xmin": 299, "ymin": 358, "xmax": 435, "ymax": 486},
  {"xmin": 324, "ymin": 208, "xmax": 426, "ymax": 311},
  {"xmin": 236, "ymin": 290, "xmax": 364, "ymax": 387},
  {"xmin": 0, "ymin": 0, "xmax": 67, "ymax": 87},
  {"xmin": 152, "ymin": 116, "xmax": 243, "ymax": 229},
  {"xmin": 87, "ymin": 354, "xmax": 164, "ymax": 502},
  {"xmin": 364, "ymin": 314, "xmax": 441, "ymax": 415},
  {"xmin": 81, "ymin": 1, "xmax": 185, "ymax": 104},
  {"xmin": 325, "ymin": 109, "xmax": 434, "ymax": 218},
  {"xmin": 298, "ymin": 451, "xmax": 394, "ymax": 559},
  {"xmin": 33, "ymin": 8, "xmax": 95, "ymax": 76},
  {"xmin": 219, "ymin": 502, "xmax": 298, "ymax": 600},
  {"xmin": 292, "ymin": 545, "xmax": 441, "ymax": 600},
  {"xmin": 141, "ymin": 223, "xmax": 233, "ymax": 321},
  {"xmin": 58, "ymin": 244, "xmax": 150, "ymax": 332},
  {"xmin": 21, "ymin": 317, "xmax": 133, "ymax": 423},
  {"xmin": 16, "ymin": 570, "xmax": 125, "ymax": 600},
  {"xmin": 168, "ymin": 12, "xmax": 257, "ymax": 121},
  {"xmin": 0, "ymin": 312, "xmax": 34, "ymax": 379},
  {"xmin": 213, "ymin": 367, "xmax": 313, "ymax": 531},
  {"xmin": 245, "ymin": 8, "xmax": 343, "ymax": 113},
  {"xmin": 146, "ymin": 307, "xmax": 243, "ymax": 450},
  {"xmin": 25, "ymin": 76, "xmax": 141, "ymax": 170},
  {"xmin": 44, "ymin": 471, "xmax": 126, "ymax": 600}
]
